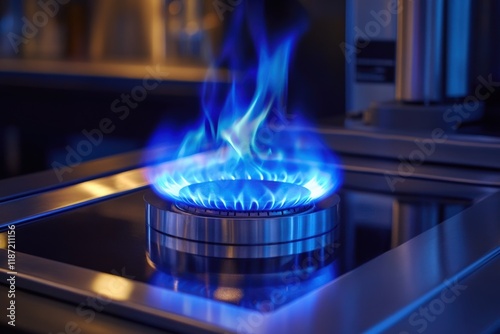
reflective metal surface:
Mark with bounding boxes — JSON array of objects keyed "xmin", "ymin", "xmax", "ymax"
[
  {"xmin": 396, "ymin": 0, "xmax": 472, "ymax": 102},
  {"xmin": 391, "ymin": 200, "xmax": 440, "ymax": 247},
  {"xmin": 145, "ymin": 178, "xmax": 340, "ymax": 275},
  {"xmin": 320, "ymin": 127, "xmax": 500, "ymax": 170},
  {"xmin": 0, "ymin": 249, "xmax": 238, "ymax": 334},
  {"xmin": 147, "ymin": 226, "xmax": 337, "ymax": 259},
  {"xmin": 0, "ymin": 149, "xmax": 146, "ymax": 202},
  {"xmin": 258, "ymin": 191, "xmax": 500, "ymax": 333},
  {"xmin": 363, "ymin": 99, "xmax": 484, "ymax": 131},
  {"xmin": 0, "ymin": 188, "xmax": 340, "ymax": 312},
  {"xmin": 145, "ymin": 190, "xmax": 339, "ymax": 244},
  {"xmin": 396, "ymin": 0, "xmax": 444, "ymax": 103},
  {"xmin": 1, "ymin": 188, "xmax": 499, "ymax": 333},
  {"xmin": 147, "ymin": 231, "xmax": 338, "ymax": 275},
  {"xmin": 0, "ymin": 167, "xmax": 149, "ymax": 229}
]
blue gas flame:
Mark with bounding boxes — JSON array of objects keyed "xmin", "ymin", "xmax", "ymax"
[{"xmin": 145, "ymin": 1, "xmax": 341, "ymax": 211}]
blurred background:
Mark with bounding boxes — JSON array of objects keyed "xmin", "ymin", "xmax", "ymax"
[
  {"xmin": 0, "ymin": 0, "xmax": 345, "ymax": 179},
  {"xmin": 1, "ymin": 0, "xmax": 500, "ymax": 181}
]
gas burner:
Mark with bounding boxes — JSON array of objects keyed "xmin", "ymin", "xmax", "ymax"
[
  {"xmin": 176, "ymin": 179, "xmax": 314, "ymax": 212},
  {"xmin": 145, "ymin": 189, "xmax": 338, "ymax": 245},
  {"xmin": 145, "ymin": 188, "xmax": 339, "ymax": 275},
  {"xmin": 176, "ymin": 201, "xmax": 312, "ymax": 217},
  {"xmin": 176, "ymin": 180, "xmax": 313, "ymax": 217}
]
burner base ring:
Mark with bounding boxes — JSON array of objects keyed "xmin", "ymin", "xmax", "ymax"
[{"xmin": 145, "ymin": 189, "xmax": 339, "ymax": 245}]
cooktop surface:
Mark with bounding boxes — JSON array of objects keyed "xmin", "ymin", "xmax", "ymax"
[{"xmin": 1, "ymin": 177, "xmax": 478, "ymax": 312}]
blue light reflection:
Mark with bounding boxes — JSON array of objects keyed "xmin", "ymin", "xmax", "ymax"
[{"xmin": 148, "ymin": 260, "xmax": 339, "ymax": 312}]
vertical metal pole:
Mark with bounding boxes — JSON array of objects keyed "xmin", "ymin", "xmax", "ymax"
[{"xmin": 395, "ymin": 0, "xmax": 444, "ymax": 103}]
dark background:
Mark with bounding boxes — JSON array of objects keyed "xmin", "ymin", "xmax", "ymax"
[{"xmin": 0, "ymin": 0, "xmax": 346, "ymax": 180}]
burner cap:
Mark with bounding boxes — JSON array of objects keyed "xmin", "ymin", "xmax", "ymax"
[{"xmin": 177, "ymin": 179, "xmax": 312, "ymax": 212}]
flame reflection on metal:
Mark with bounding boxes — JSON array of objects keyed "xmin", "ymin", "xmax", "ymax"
[{"xmin": 90, "ymin": 274, "xmax": 134, "ymax": 301}]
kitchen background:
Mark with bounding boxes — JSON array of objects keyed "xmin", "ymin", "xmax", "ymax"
[
  {"xmin": 1, "ymin": 0, "xmax": 499, "ymax": 181},
  {"xmin": 0, "ymin": 0, "xmax": 345, "ymax": 179}
]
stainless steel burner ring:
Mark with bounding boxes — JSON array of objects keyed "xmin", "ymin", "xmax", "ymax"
[
  {"xmin": 147, "ymin": 227, "xmax": 338, "ymax": 259},
  {"xmin": 145, "ymin": 188, "xmax": 339, "ymax": 245}
]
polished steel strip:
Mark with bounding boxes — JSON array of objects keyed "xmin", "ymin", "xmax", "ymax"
[
  {"xmin": 0, "ymin": 167, "xmax": 149, "ymax": 229},
  {"xmin": 0, "ymin": 250, "xmax": 238, "ymax": 334},
  {"xmin": 320, "ymin": 126, "xmax": 500, "ymax": 169},
  {"xmin": 342, "ymin": 158, "xmax": 500, "ymax": 188},
  {"xmin": 0, "ymin": 149, "xmax": 145, "ymax": 202}
]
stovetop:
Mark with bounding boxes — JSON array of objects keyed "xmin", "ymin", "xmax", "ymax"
[
  {"xmin": 3, "ymin": 188, "xmax": 341, "ymax": 312},
  {"xmin": 1, "ymin": 152, "xmax": 500, "ymax": 333}
]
